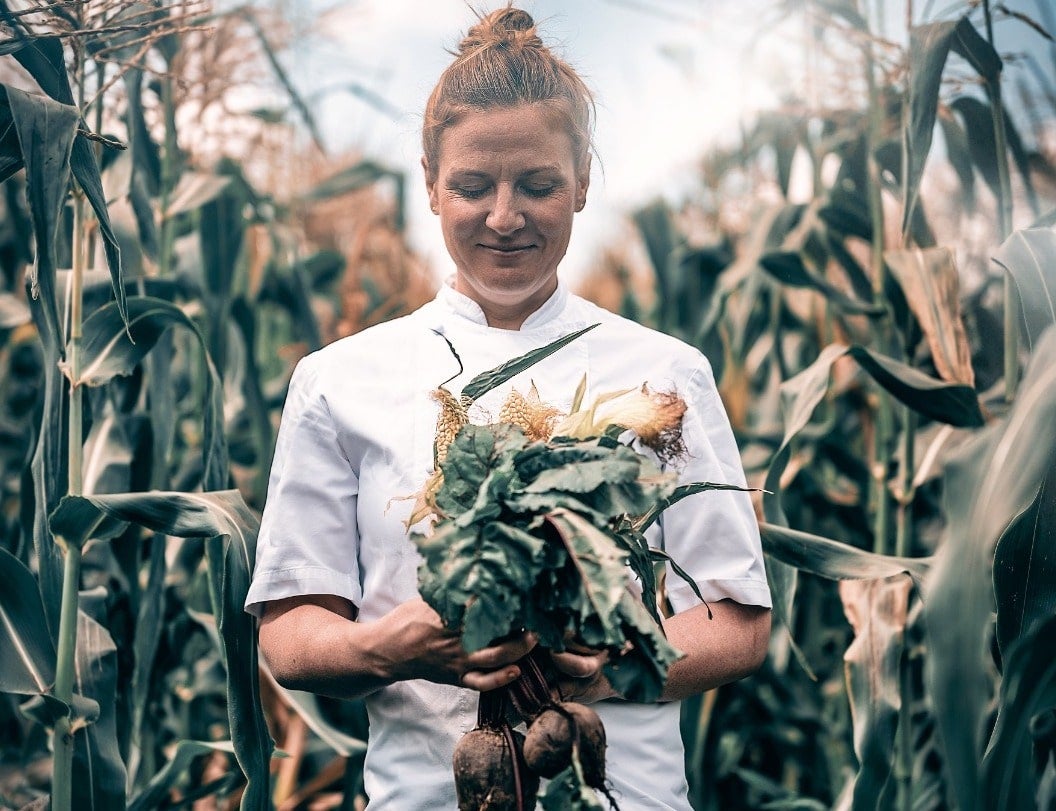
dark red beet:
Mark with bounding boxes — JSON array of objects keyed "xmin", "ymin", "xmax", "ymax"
[
  {"xmin": 522, "ymin": 702, "xmax": 606, "ymax": 788},
  {"xmin": 453, "ymin": 726, "xmax": 539, "ymax": 810}
]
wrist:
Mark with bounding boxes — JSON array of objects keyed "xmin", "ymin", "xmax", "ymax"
[{"xmin": 351, "ymin": 615, "xmax": 402, "ymax": 686}]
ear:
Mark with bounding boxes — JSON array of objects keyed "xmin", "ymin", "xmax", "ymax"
[
  {"xmin": 422, "ymin": 156, "xmax": 439, "ymax": 214},
  {"xmin": 574, "ymin": 153, "xmax": 591, "ymax": 212}
]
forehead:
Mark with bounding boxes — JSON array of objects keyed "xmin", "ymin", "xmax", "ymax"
[{"xmin": 435, "ymin": 103, "xmax": 577, "ymax": 173}]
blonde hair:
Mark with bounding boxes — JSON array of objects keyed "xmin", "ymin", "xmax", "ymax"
[{"xmin": 422, "ymin": 6, "xmax": 595, "ymax": 173}]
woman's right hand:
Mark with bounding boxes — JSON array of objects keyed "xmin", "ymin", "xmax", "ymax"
[{"xmin": 374, "ymin": 597, "xmax": 536, "ymax": 692}]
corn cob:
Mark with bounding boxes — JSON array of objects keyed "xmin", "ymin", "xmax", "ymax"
[
  {"xmin": 498, "ymin": 383, "xmax": 562, "ymax": 442},
  {"xmin": 433, "ymin": 387, "xmax": 470, "ymax": 466}
]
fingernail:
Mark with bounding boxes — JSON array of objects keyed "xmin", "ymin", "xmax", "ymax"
[{"xmin": 507, "ymin": 668, "xmax": 519, "ymax": 681}]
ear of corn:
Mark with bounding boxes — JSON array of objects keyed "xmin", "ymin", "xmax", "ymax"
[
  {"xmin": 433, "ymin": 387, "xmax": 470, "ymax": 467},
  {"xmin": 497, "ymin": 382, "xmax": 562, "ymax": 442}
]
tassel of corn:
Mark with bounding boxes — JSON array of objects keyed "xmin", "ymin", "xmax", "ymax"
[{"xmin": 433, "ymin": 387, "xmax": 469, "ymax": 466}]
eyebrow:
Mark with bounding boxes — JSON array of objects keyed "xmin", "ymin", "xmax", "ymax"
[{"xmin": 446, "ymin": 165, "xmax": 564, "ymax": 176}]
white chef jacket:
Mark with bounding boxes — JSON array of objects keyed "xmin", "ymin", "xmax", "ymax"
[{"xmin": 245, "ymin": 280, "xmax": 772, "ymax": 810}]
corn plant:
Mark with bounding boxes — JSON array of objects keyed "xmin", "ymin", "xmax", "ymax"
[
  {"xmin": 615, "ymin": 1, "xmax": 1056, "ymax": 808},
  {"xmin": 0, "ymin": 2, "xmax": 419, "ymax": 809}
]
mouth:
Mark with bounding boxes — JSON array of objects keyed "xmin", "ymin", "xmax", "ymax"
[{"xmin": 479, "ymin": 243, "xmax": 535, "ymax": 254}]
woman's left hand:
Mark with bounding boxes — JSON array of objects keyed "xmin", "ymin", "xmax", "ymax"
[{"xmin": 549, "ymin": 644, "xmax": 618, "ymax": 704}]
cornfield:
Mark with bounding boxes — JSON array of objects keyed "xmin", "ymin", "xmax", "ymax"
[{"xmin": 0, "ymin": 1, "xmax": 1054, "ymax": 810}]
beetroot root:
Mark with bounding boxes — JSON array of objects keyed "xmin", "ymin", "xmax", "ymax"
[
  {"xmin": 453, "ymin": 726, "xmax": 539, "ymax": 810},
  {"xmin": 522, "ymin": 701, "xmax": 606, "ymax": 787}
]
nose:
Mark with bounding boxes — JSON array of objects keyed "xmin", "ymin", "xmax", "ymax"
[{"xmin": 485, "ymin": 185, "xmax": 525, "ymax": 236}]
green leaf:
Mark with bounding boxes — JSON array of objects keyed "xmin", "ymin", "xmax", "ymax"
[
  {"xmin": 522, "ymin": 456, "xmax": 642, "ymax": 495},
  {"xmin": 635, "ymin": 482, "xmax": 759, "ymax": 533},
  {"xmin": 605, "ymin": 589, "xmax": 681, "ymax": 703},
  {"xmin": 904, "ymin": 17, "xmax": 1001, "ymax": 236},
  {"xmin": 205, "ymin": 532, "xmax": 273, "ymax": 811},
  {"xmin": 127, "ymin": 537, "xmax": 166, "ymax": 788},
  {"xmin": 128, "ymin": 740, "xmax": 237, "ymax": 811},
  {"xmin": 924, "ymin": 328, "xmax": 1056, "ymax": 811},
  {"xmin": 760, "ymin": 251, "xmax": 885, "ymax": 317},
  {"xmin": 845, "ymin": 345, "xmax": 984, "ymax": 427},
  {"xmin": 63, "ymin": 296, "xmax": 229, "ymax": 490},
  {"xmin": 50, "ymin": 490, "xmax": 258, "ymax": 550},
  {"xmin": 950, "ymin": 96, "xmax": 1038, "ymax": 219},
  {"xmin": 546, "ymin": 509, "xmax": 629, "ymax": 645},
  {"xmin": 0, "ymin": 547, "xmax": 57, "ymax": 695},
  {"xmin": 760, "ymin": 523, "xmax": 931, "ymax": 585},
  {"xmin": 981, "ymin": 614, "xmax": 1056, "ymax": 811},
  {"xmin": 71, "ymin": 605, "xmax": 126, "ymax": 811},
  {"xmin": 460, "ymin": 323, "xmax": 600, "ymax": 401},
  {"xmin": 417, "ymin": 518, "xmax": 548, "ymax": 651},
  {"xmin": 992, "ymin": 227, "xmax": 1056, "ymax": 352},
  {"xmin": 2, "ymin": 84, "xmax": 78, "ymax": 352},
  {"xmin": 993, "ymin": 459, "xmax": 1056, "ymax": 662},
  {"xmin": 885, "ymin": 247, "xmax": 975, "ymax": 385}
]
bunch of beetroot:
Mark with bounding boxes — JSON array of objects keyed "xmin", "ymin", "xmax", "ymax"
[
  {"xmin": 453, "ymin": 651, "xmax": 612, "ymax": 811},
  {"xmin": 411, "ymin": 329, "xmax": 741, "ymax": 809}
]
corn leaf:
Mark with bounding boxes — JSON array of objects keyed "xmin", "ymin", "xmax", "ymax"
[
  {"xmin": 885, "ymin": 247, "xmax": 975, "ymax": 386},
  {"xmin": 63, "ymin": 296, "xmax": 228, "ymax": 490},
  {"xmin": 460, "ymin": 323, "xmax": 600, "ymax": 402},
  {"xmin": 759, "ymin": 251, "xmax": 886, "ymax": 317},
  {"xmin": 47, "ymin": 490, "xmax": 271, "ymax": 810},
  {"xmin": 992, "ymin": 227, "xmax": 1056, "ymax": 352},
  {"xmin": 924, "ymin": 327, "xmax": 1056, "ymax": 811},
  {"xmin": 839, "ymin": 576, "xmax": 913, "ymax": 811},
  {"xmin": 981, "ymin": 614, "xmax": 1056, "ymax": 810},
  {"xmin": 71, "ymin": 602, "xmax": 126, "ymax": 811},
  {"xmin": 24, "ymin": 287, "xmax": 68, "ymax": 637},
  {"xmin": 950, "ymin": 96, "xmax": 1039, "ymax": 219},
  {"xmin": 6, "ymin": 34, "xmax": 127, "ymax": 325},
  {"xmin": 760, "ymin": 523, "xmax": 931, "ymax": 585},
  {"xmin": 0, "ymin": 548, "xmax": 57, "ymax": 695},
  {"xmin": 2, "ymin": 84, "xmax": 78, "ymax": 354},
  {"xmin": 127, "ymin": 740, "xmax": 237, "ymax": 811},
  {"xmin": 905, "ymin": 17, "xmax": 1000, "ymax": 237},
  {"xmin": 993, "ymin": 460, "xmax": 1056, "ymax": 661},
  {"xmin": 127, "ymin": 538, "xmax": 166, "ymax": 789}
]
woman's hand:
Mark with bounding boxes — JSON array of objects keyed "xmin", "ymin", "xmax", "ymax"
[
  {"xmin": 258, "ymin": 594, "xmax": 536, "ymax": 699},
  {"xmin": 375, "ymin": 597, "xmax": 537, "ymax": 692},
  {"xmin": 548, "ymin": 643, "xmax": 618, "ymax": 704}
]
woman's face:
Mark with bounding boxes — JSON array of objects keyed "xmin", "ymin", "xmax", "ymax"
[{"xmin": 424, "ymin": 103, "xmax": 590, "ymax": 329}]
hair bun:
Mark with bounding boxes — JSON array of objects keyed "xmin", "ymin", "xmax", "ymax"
[{"xmin": 459, "ymin": 6, "xmax": 543, "ymax": 55}]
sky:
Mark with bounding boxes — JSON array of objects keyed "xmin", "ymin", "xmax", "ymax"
[{"xmin": 281, "ymin": 0, "xmax": 788, "ymax": 283}]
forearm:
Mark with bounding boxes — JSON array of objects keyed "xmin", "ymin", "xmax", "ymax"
[
  {"xmin": 258, "ymin": 595, "xmax": 393, "ymax": 700},
  {"xmin": 659, "ymin": 599, "xmax": 771, "ymax": 702}
]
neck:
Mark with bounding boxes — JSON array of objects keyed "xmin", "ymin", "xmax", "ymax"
[{"xmin": 455, "ymin": 278, "xmax": 559, "ymax": 330}]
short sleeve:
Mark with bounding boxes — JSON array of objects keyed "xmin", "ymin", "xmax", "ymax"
[
  {"xmin": 656, "ymin": 357, "xmax": 772, "ymax": 612},
  {"xmin": 244, "ymin": 357, "xmax": 363, "ymax": 617}
]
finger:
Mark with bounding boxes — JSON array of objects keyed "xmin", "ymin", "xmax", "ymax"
[
  {"xmin": 551, "ymin": 651, "xmax": 603, "ymax": 678},
  {"xmin": 461, "ymin": 665, "xmax": 521, "ymax": 692},
  {"xmin": 464, "ymin": 634, "xmax": 536, "ymax": 670}
]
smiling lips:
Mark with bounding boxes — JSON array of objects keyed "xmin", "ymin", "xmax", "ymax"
[{"xmin": 480, "ymin": 243, "xmax": 535, "ymax": 254}]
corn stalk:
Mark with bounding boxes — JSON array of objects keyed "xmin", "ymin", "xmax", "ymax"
[{"xmin": 51, "ymin": 35, "xmax": 89, "ymax": 810}]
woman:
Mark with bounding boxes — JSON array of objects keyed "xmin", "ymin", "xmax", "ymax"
[{"xmin": 246, "ymin": 7, "xmax": 772, "ymax": 809}]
